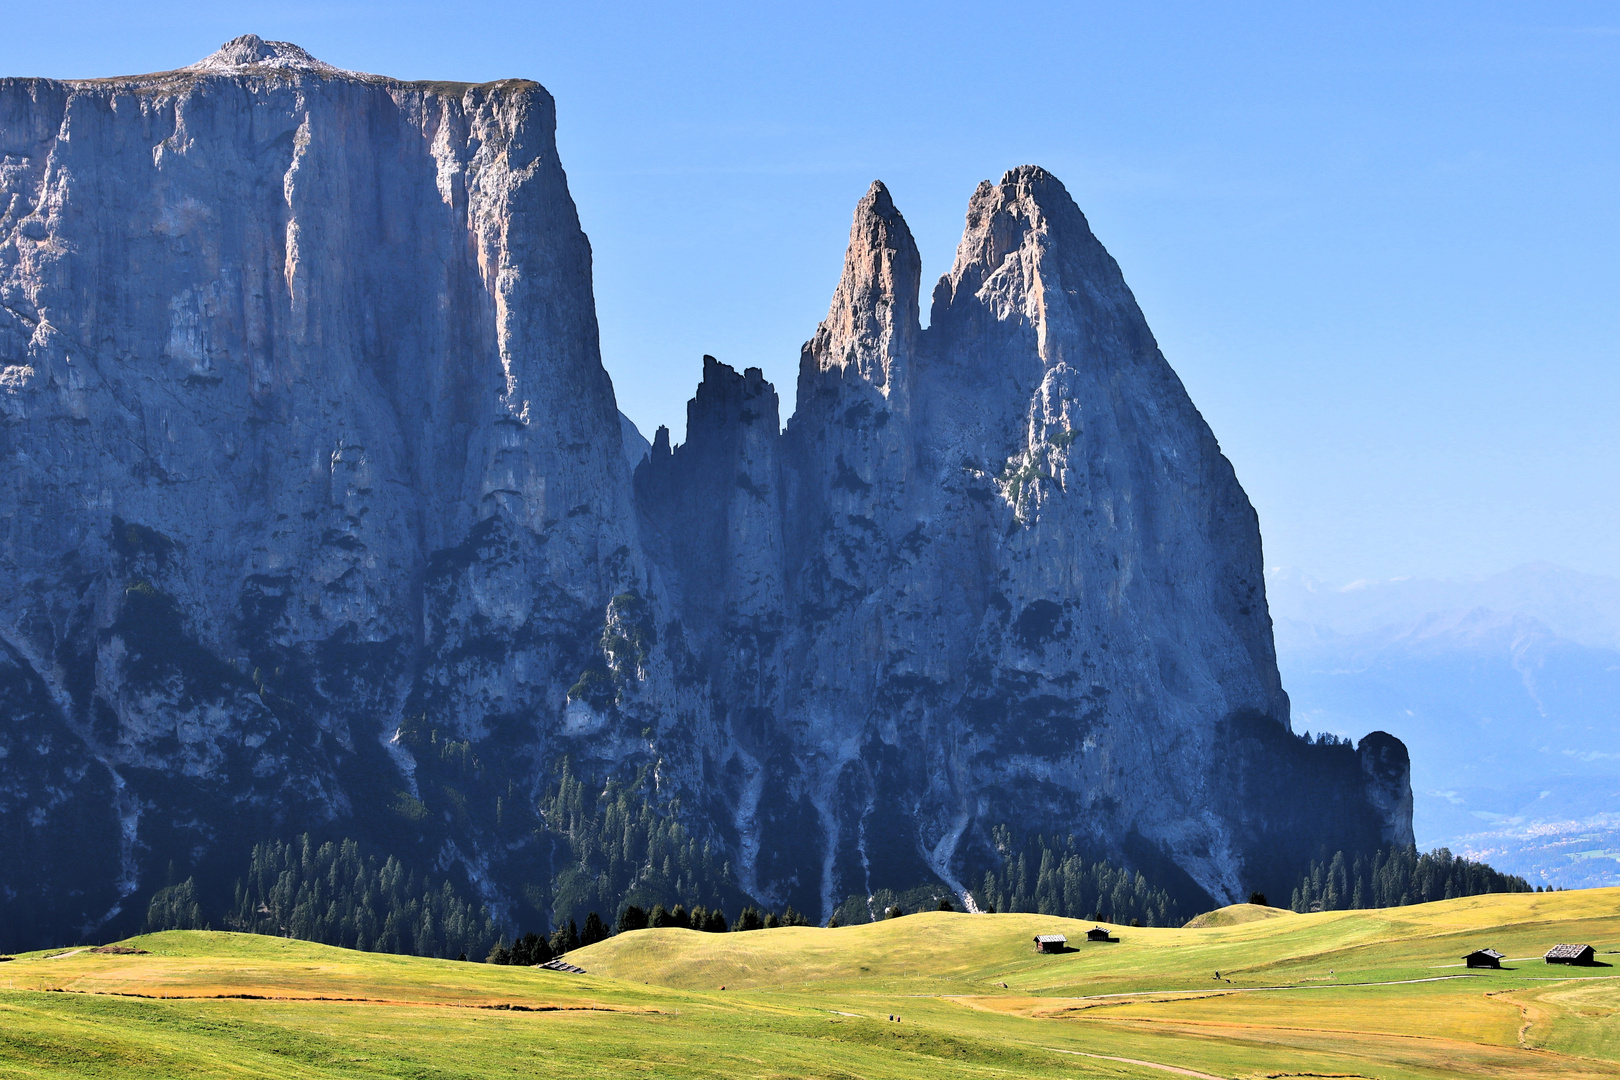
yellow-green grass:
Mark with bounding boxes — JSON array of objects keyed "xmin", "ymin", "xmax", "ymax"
[
  {"xmin": 1180, "ymin": 902, "xmax": 1294, "ymax": 929},
  {"xmin": 580, "ymin": 887, "xmax": 1620, "ymax": 996},
  {"xmin": 0, "ymin": 890, "xmax": 1617, "ymax": 1079}
]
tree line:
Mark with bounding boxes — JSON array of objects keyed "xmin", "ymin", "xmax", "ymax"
[
  {"xmin": 540, "ymin": 760, "xmax": 741, "ymax": 927},
  {"xmin": 145, "ymin": 835, "xmax": 499, "ymax": 960},
  {"xmin": 973, "ymin": 825, "xmax": 1181, "ymax": 927},
  {"xmin": 1290, "ymin": 844, "xmax": 1532, "ymax": 912},
  {"xmin": 145, "ymin": 830, "xmax": 1543, "ymax": 964}
]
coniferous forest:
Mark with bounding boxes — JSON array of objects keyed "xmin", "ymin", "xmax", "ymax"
[
  {"xmin": 538, "ymin": 760, "xmax": 741, "ymax": 927},
  {"xmin": 973, "ymin": 826, "xmax": 1183, "ymax": 927},
  {"xmin": 140, "ymin": 821, "xmax": 1540, "ymax": 962},
  {"xmin": 145, "ymin": 836, "xmax": 500, "ymax": 959},
  {"xmin": 1289, "ymin": 845, "xmax": 1533, "ymax": 912}
]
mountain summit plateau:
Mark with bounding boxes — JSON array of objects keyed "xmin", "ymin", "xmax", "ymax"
[{"xmin": 0, "ymin": 38, "xmax": 1410, "ymax": 947}]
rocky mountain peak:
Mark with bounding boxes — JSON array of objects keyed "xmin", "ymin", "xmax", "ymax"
[
  {"xmin": 689, "ymin": 355, "xmax": 780, "ymax": 442},
  {"xmin": 998, "ymin": 163, "xmax": 1065, "ymax": 197},
  {"xmin": 925, "ymin": 164, "xmax": 1165, "ymax": 473},
  {"xmin": 186, "ymin": 34, "xmax": 346, "ymax": 75},
  {"xmin": 934, "ymin": 165, "xmax": 1081, "ymax": 331},
  {"xmin": 800, "ymin": 179, "xmax": 922, "ymax": 401}
]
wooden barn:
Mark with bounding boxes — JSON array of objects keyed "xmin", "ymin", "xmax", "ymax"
[
  {"xmin": 1033, "ymin": 934, "xmax": 1067, "ymax": 954},
  {"xmin": 1545, "ymin": 943, "xmax": 1596, "ymax": 965},
  {"xmin": 1463, "ymin": 949, "xmax": 1504, "ymax": 969},
  {"xmin": 1086, "ymin": 926, "xmax": 1118, "ymax": 943}
]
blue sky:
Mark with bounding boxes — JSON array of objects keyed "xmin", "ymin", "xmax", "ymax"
[{"xmin": 5, "ymin": 2, "xmax": 1616, "ymax": 584}]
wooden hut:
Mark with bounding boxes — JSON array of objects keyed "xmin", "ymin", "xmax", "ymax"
[
  {"xmin": 1033, "ymin": 934, "xmax": 1067, "ymax": 954},
  {"xmin": 1545, "ymin": 943, "xmax": 1596, "ymax": 965},
  {"xmin": 538, "ymin": 958, "xmax": 587, "ymax": 974},
  {"xmin": 1463, "ymin": 949, "xmax": 1504, "ymax": 969},
  {"xmin": 1086, "ymin": 926, "xmax": 1118, "ymax": 943}
]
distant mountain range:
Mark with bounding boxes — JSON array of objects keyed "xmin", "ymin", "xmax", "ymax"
[{"xmin": 1268, "ymin": 563, "xmax": 1620, "ymax": 887}]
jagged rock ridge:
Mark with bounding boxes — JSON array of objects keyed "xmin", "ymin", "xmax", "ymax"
[
  {"xmin": 638, "ymin": 176, "xmax": 1412, "ymax": 918},
  {"xmin": 0, "ymin": 38, "xmax": 1409, "ymax": 948}
]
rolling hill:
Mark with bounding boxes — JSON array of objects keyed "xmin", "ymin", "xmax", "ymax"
[{"xmin": 2, "ymin": 890, "xmax": 1618, "ymax": 1078}]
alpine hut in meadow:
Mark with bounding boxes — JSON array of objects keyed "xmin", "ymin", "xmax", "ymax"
[
  {"xmin": 1545, "ymin": 944, "xmax": 1596, "ymax": 965},
  {"xmin": 1463, "ymin": 949, "xmax": 1504, "ymax": 969},
  {"xmin": 1033, "ymin": 934, "xmax": 1067, "ymax": 954},
  {"xmin": 1086, "ymin": 926, "xmax": 1118, "ymax": 943}
]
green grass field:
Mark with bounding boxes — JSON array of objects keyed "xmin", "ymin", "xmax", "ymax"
[{"xmin": 2, "ymin": 889, "xmax": 1618, "ymax": 1078}]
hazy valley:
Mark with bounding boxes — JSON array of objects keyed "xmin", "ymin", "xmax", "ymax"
[{"xmin": 1271, "ymin": 562, "xmax": 1620, "ymax": 887}]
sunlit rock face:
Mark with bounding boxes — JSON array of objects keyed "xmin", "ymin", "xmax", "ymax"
[
  {"xmin": 0, "ymin": 38, "xmax": 1408, "ymax": 947},
  {"xmin": 0, "ymin": 37, "xmax": 649, "ymax": 944},
  {"xmin": 637, "ymin": 174, "xmax": 1412, "ymax": 918}
]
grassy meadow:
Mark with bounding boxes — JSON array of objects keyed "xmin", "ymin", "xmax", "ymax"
[{"xmin": 1, "ymin": 889, "xmax": 1618, "ymax": 1078}]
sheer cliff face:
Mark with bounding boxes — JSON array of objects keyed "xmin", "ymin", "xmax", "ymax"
[
  {"xmin": 0, "ymin": 38, "xmax": 646, "ymax": 940},
  {"xmin": 639, "ymin": 174, "xmax": 1412, "ymax": 916},
  {"xmin": 0, "ymin": 39, "xmax": 1409, "ymax": 946}
]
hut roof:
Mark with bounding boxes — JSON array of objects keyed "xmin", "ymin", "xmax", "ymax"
[
  {"xmin": 1465, "ymin": 949, "xmax": 1504, "ymax": 960},
  {"xmin": 538, "ymin": 958, "xmax": 587, "ymax": 974},
  {"xmin": 1545, "ymin": 943, "xmax": 1593, "ymax": 961},
  {"xmin": 1034, "ymin": 934, "xmax": 1067, "ymax": 945}
]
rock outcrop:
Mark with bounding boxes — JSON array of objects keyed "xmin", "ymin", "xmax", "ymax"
[
  {"xmin": 637, "ymin": 175, "xmax": 1411, "ymax": 918},
  {"xmin": 0, "ymin": 38, "xmax": 1409, "ymax": 948}
]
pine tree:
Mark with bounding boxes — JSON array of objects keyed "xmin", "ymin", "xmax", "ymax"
[
  {"xmin": 1290, "ymin": 844, "xmax": 1530, "ymax": 911},
  {"xmin": 548, "ymin": 919, "xmax": 580, "ymax": 956},
  {"xmin": 215, "ymin": 834, "xmax": 497, "ymax": 958},
  {"xmin": 144, "ymin": 877, "xmax": 204, "ymax": 932},
  {"xmin": 538, "ymin": 760, "xmax": 737, "ymax": 929},
  {"xmin": 974, "ymin": 829, "xmax": 1180, "ymax": 927}
]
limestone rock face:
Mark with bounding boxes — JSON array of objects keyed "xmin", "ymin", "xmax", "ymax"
[
  {"xmin": 638, "ymin": 172, "xmax": 1412, "ymax": 917},
  {"xmin": 0, "ymin": 39, "xmax": 1410, "ymax": 947},
  {"xmin": 0, "ymin": 37, "xmax": 648, "ymax": 943}
]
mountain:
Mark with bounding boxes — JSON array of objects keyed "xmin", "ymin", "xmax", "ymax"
[
  {"xmin": 1270, "ymin": 564, "xmax": 1620, "ymax": 652},
  {"xmin": 0, "ymin": 37, "xmax": 1409, "ymax": 950},
  {"xmin": 1269, "ymin": 565, "xmax": 1620, "ymax": 887}
]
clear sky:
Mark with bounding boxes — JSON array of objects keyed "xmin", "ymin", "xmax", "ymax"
[{"xmin": 5, "ymin": 2, "xmax": 1616, "ymax": 584}]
